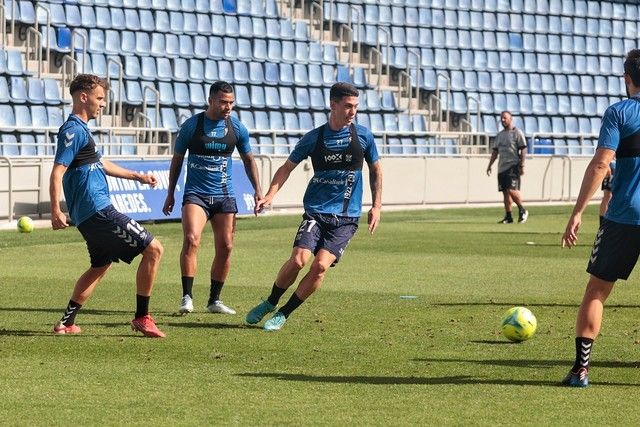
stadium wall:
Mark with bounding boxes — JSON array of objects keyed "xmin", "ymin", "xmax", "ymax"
[{"xmin": 1, "ymin": 156, "xmax": 592, "ymax": 220}]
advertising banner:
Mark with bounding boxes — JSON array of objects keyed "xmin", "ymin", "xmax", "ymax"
[{"xmin": 106, "ymin": 159, "xmax": 256, "ymax": 221}]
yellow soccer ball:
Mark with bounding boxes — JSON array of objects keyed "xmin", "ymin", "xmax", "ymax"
[
  {"xmin": 501, "ymin": 306, "xmax": 537, "ymax": 342},
  {"xmin": 17, "ymin": 216, "xmax": 34, "ymax": 233}
]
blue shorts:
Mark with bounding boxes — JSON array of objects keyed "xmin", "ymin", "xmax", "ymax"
[
  {"xmin": 183, "ymin": 193, "xmax": 237, "ymax": 219},
  {"xmin": 77, "ymin": 205, "xmax": 154, "ymax": 268},
  {"xmin": 293, "ymin": 212, "xmax": 359, "ymax": 266},
  {"xmin": 587, "ymin": 219, "xmax": 640, "ymax": 282},
  {"xmin": 497, "ymin": 165, "xmax": 521, "ymax": 192}
]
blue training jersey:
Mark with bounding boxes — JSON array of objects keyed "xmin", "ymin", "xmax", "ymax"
[
  {"xmin": 598, "ymin": 97, "xmax": 640, "ymax": 225},
  {"xmin": 174, "ymin": 114, "xmax": 251, "ymax": 197},
  {"xmin": 289, "ymin": 123, "xmax": 379, "ymax": 217},
  {"xmin": 53, "ymin": 115, "xmax": 111, "ymax": 225}
]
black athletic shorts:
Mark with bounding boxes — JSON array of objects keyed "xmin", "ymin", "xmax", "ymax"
[
  {"xmin": 77, "ymin": 205, "xmax": 154, "ymax": 268},
  {"xmin": 182, "ymin": 193, "xmax": 238, "ymax": 219},
  {"xmin": 587, "ymin": 219, "xmax": 640, "ymax": 282},
  {"xmin": 293, "ymin": 212, "xmax": 359, "ymax": 266},
  {"xmin": 497, "ymin": 165, "xmax": 521, "ymax": 192},
  {"xmin": 601, "ymin": 176, "xmax": 613, "ymax": 191}
]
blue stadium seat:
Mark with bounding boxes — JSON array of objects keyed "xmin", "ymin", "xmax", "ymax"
[
  {"xmin": 234, "ymin": 85, "xmax": 250, "ymax": 109},
  {"xmin": 0, "ymin": 104, "xmax": 15, "ymax": 129},
  {"xmin": 43, "ymin": 79, "xmax": 61, "ymax": 105},
  {"xmin": 253, "ymin": 111, "xmax": 268, "ymax": 131},
  {"xmin": 189, "ymin": 83, "xmax": 206, "ymax": 107},
  {"xmin": 313, "ymin": 112, "xmax": 327, "ymax": 127},
  {"xmin": 269, "ymin": 111, "xmax": 284, "ymax": 131},
  {"xmin": 233, "ymin": 61, "xmax": 249, "ymax": 84},
  {"xmin": 279, "ymin": 86, "xmax": 296, "ymax": 110},
  {"xmin": 298, "ymin": 112, "xmax": 313, "ymax": 129},
  {"xmin": 188, "ymin": 59, "xmax": 204, "ymax": 82},
  {"xmin": 47, "ymin": 106, "xmax": 64, "ymax": 128},
  {"xmin": 203, "ymin": 60, "xmax": 218, "ymax": 82},
  {"xmin": 284, "ymin": 112, "xmax": 298, "ymax": 129},
  {"xmin": 173, "ymin": 82, "xmax": 190, "ymax": 107},
  {"xmin": 158, "ymin": 81, "xmax": 175, "ymax": 105}
]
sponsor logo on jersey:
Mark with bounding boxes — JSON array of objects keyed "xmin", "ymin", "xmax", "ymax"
[
  {"xmin": 204, "ymin": 141, "xmax": 229, "ymax": 151},
  {"xmin": 311, "ymin": 177, "xmax": 347, "ymax": 185},
  {"xmin": 324, "ymin": 153, "xmax": 343, "ymax": 163}
]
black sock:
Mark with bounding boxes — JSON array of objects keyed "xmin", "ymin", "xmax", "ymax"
[
  {"xmin": 182, "ymin": 276, "xmax": 194, "ymax": 298},
  {"xmin": 279, "ymin": 293, "xmax": 304, "ymax": 318},
  {"xmin": 599, "ymin": 215, "xmax": 604, "ymax": 226},
  {"xmin": 505, "ymin": 212, "xmax": 513, "ymax": 219},
  {"xmin": 572, "ymin": 337, "xmax": 594, "ymax": 372},
  {"xmin": 518, "ymin": 205, "xmax": 525, "ymax": 213},
  {"xmin": 208, "ymin": 280, "xmax": 224, "ymax": 305},
  {"xmin": 267, "ymin": 283, "xmax": 287, "ymax": 306},
  {"xmin": 60, "ymin": 300, "xmax": 82, "ymax": 326},
  {"xmin": 135, "ymin": 294, "xmax": 150, "ymax": 318}
]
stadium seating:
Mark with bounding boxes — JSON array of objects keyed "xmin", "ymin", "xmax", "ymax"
[{"xmin": 1, "ymin": 0, "xmax": 633, "ymax": 156}]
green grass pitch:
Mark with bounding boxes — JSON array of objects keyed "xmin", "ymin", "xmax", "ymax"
[{"xmin": 2, "ymin": 205, "xmax": 640, "ymax": 425}]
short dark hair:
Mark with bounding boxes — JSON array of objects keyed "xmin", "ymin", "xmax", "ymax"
[
  {"xmin": 500, "ymin": 111, "xmax": 512, "ymax": 117},
  {"xmin": 329, "ymin": 82, "xmax": 359, "ymax": 102},
  {"xmin": 209, "ymin": 81, "xmax": 234, "ymax": 97},
  {"xmin": 624, "ymin": 49, "xmax": 640, "ymax": 87},
  {"xmin": 69, "ymin": 74, "xmax": 109, "ymax": 95}
]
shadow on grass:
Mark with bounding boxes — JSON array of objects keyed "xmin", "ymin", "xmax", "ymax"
[
  {"xmin": 0, "ymin": 328, "xmax": 134, "ymax": 338},
  {"xmin": 0, "ymin": 307, "xmax": 130, "ymax": 315},
  {"xmin": 236, "ymin": 372, "xmax": 637, "ymax": 387},
  {"xmin": 433, "ymin": 302, "xmax": 640, "ymax": 309},
  {"xmin": 164, "ymin": 321, "xmax": 248, "ymax": 330},
  {"xmin": 412, "ymin": 357, "xmax": 640, "ymax": 369}
]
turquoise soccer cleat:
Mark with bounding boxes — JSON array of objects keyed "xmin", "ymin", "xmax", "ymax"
[
  {"xmin": 245, "ymin": 299, "xmax": 276, "ymax": 325},
  {"xmin": 263, "ymin": 312, "xmax": 287, "ymax": 331}
]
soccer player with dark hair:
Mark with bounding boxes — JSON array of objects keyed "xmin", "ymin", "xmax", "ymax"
[
  {"xmin": 245, "ymin": 82, "xmax": 383, "ymax": 331},
  {"xmin": 486, "ymin": 111, "xmax": 529, "ymax": 224},
  {"xmin": 163, "ymin": 81, "xmax": 262, "ymax": 315},
  {"xmin": 50, "ymin": 74, "xmax": 165, "ymax": 337},
  {"xmin": 561, "ymin": 49, "xmax": 640, "ymax": 387}
]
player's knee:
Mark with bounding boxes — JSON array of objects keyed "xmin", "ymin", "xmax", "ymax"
[
  {"xmin": 146, "ymin": 239, "xmax": 164, "ymax": 261},
  {"xmin": 309, "ymin": 261, "xmax": 329, "ymax": 277},
  {"xmin": 290, "ymin": 255, "xmax": 307, "ymax": 271},
  {"xmin": 184, "ymin": 233, "xmax": 201, "ymax": 251},
  {"xmin": 217, "ymin": 239, "xmax": 233, "ymax": 256}
]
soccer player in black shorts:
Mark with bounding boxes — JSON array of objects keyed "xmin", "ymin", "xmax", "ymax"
[
  {"xmin": 50, "ymin": 74, "xmax": 165, "ymax": 337},
  {"xmin": 561, "ymin": 49, "xmax": 640, "ymax": 386}
]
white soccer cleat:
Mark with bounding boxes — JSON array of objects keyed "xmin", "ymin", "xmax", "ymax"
[
  {"xmin": 179, "ymin": 295, "xmax": 194, "ymax": 314},
  {"xmin": 206, "ymin": 300, "xmax": 236, "ymax": 315}
]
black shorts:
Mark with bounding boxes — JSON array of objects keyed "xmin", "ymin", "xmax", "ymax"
[
  {"xmin": 77, "ymin": 205, "xmax": 154, "ymax": 268},
  {"xmin": 182, "ymin": 193, "xmax": 238, "ymax": 219},
  {"xmin": 293, "ymin": 212, "xmax": 359, "ymax": 266},
  {"xmin": 497, "ymin": 165, "xmax": 521, "ymax": 192},
  {"xmin": 587, "ymin": 219, "xmax": 640, "ymax": 282},
  {"xmin": 601, "ymin": 176, "xmax": 613, "ymax": 191}
]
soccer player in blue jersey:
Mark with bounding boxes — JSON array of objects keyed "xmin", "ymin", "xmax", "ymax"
[
  {"xmin": 162, "ymin": 81, "xmax": 262, "ymax": 315},
  {"xmin": 50, "ymin": 74, "xmax": 165, "ymax": 338},
  {"xmin": 561, "ymin": 49, "xmax": 640, "ymax": 387},
  {"xmin": 245, "ymin": 82, "xmax": 383, "ymax": 331}
]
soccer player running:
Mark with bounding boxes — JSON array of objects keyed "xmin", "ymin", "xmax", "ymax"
[
  {"xmin": 561, "ymin": 49, "xmax": 640, "ymax": 387},
  {"xmin": 245, "ymin": 82, "xmax": 382, "ymax": 331},
  {"xmin": 50, "ymin": 74, "xmax": 165, "ymax": 337},
  {"xmin": 162, "ymin": 81, "xmax": 262, "ymax": 315},
  {"xmin": 486, "ymin": 111, "xmax": 529, "ymax": 224}
]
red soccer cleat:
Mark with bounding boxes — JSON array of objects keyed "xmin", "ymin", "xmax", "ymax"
[
  {"xmin": 131, "ymin": 314, "xmax": 166, "ymax": 338},
  {"xmin": 53, "ymin": 322, "xmax": 82, "ymax": 335}
]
